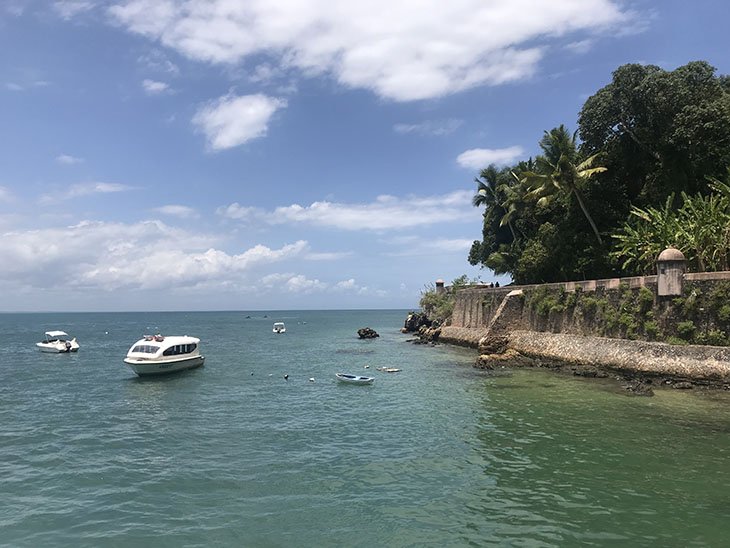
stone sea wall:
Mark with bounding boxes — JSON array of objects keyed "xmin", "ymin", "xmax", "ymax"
[{"xmin": 436, "ymin": 269, "xmax": 730, "ymax": 385}]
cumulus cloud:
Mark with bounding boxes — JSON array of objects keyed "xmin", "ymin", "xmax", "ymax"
[
  {"xmin": 142, "ymin": 79, "xmax": 170, "ymax": 94},
  {"xmin": 393, "ymin": 119, "xmax": 463, "ymax": 136},
  {"xmin": 333, "ymin": 278, "xmax": 385, "ymax": 296},
  {"xmin": 261, "ymin": 272, "xmax": 327, "ymax": 294},
  {"xmin": 151, "ymin": 205, "xmax": 199, "ymax": 218},
  {"xmin": 456, "ymin": 146, "xmax": 525, "ymax": 169},
  {"xmin": 217, "ymin": 190, "xmax": 474, "ymax": 231},
  {"xmin": 40, "ymin": 181, "xmax": 134, "ymax": 203},
  {"xmin": 0, "ymin": 220, "xmax": 310, "ymax": 291},
  {"xmin": 108, "ymin": 0, "xmax": 630, "ymax": 101},
  {"xmin": 56, "ymin": 153, "xmax": 84, "ymax": 165},
  {"xmin": 192, "ymin": 93, "xmax": 287, "ymax": 150}
]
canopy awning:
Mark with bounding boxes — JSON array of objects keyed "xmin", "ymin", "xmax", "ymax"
[{"xmin": 45, "ymin": 331, "xmax": 69, "ymax": 337}]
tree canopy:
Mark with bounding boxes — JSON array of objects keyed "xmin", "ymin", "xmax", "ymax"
[{"xmin": 468, "ymin": 61, "xmax": 730, "ymax": 284}]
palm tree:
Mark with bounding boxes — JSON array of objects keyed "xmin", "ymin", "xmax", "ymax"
[
  {"xmin": 522, "ymin": 125, "xmax": 607, "ymax": 244},
  {"xmin": 473, "ymin": 164, "xmax": 516, "ymax": 240}
]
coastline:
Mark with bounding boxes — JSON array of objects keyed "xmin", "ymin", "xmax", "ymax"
[{"xmin": 409, "ymin": 323, "xmax": 730, "ymax": 395}]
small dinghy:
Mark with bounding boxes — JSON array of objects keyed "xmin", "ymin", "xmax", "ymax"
[{"xmin": 335, "ymin": 373, "xmax": 374, "ymax": 385}]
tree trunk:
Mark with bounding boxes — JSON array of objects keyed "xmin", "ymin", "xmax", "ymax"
[{"xmin": 572, "ymin": 187, "xmax": 603, "ymax": 245}]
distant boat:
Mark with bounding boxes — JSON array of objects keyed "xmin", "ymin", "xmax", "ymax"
[
  {"xmin": 273, "ymin": 322, "xmax": 286, "ymax": 334},
  {"xmin": 123, "ymin": 334, "xmax": 204, "ymax": 376},
  {"xmin": 36, "ymin": 331, "xmax": 79, "ymax": 353},
  {"xmin": 335, "ymin": 373, "xmax": 374, "ymax": 385}
]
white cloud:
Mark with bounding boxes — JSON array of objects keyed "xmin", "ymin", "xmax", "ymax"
[
  {"xmin": 108, "ymin": 0, "xmax": 630, "ymax": 101},
  {"xmin": 0, "ymin": 220, "xmax": 310, "ymax": 291},
  {"xmin": 261, "ymin": 272, "xmax": 327, "ymax": 294},
  {"xmin": 334, "ymin": 278, "xmax": 387, "ymax": 297},
  {"xmin": 56, "ymin": 153, "xmax": 84, "ymax": 165},
  {"xmin": 142, "ymin": 79, "xmax": 170, "ymax": 94},
  {"xmin": 0, "ymin": 186, "xmax": 12, "ymax": 201},
  {"xmin": 565, "ymin": 39, "xmax": 594, "ymax": 55},
  {"xmin": 394, "ymin": 119, "xmax": 463, "ymax": 136},
  {"xmin": 5, "ymin": 80, "xmax": 48, "ymax": 92},
  {"xmin": 384, "ymin": 237, "xmax": 474, "ymax": 257},
  {"xmin": 138, "ymin": 49, "xmax": 180, "ymax": 74},
  {"xmin": 40, "ymin": 181, "xmax": 134, "ymax": 203},
  {"xmin": 53, "ymin": 1, "xmax": 94, "ymax": 20},
  {"xmin": 192, "ymin": 93, "xmax": 287, "ymax": 150},
  {"xmin": 151, "ymin": 205, "xmax": 199, "ymax": 218},
  {"xmin": 456, "ymin": 146, "xmax": 525, "ymax": 169},
  {"xmin": 217, "ymin": 190, "xmax": 475, "ymax": 231}
]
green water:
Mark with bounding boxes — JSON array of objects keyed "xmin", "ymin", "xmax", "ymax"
[{"xmin": 1, "ymin": 310, "xmax": 729, "ymax": 547}]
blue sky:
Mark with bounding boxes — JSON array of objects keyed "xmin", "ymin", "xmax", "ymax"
[{"xmin": 1, "ymin": 0, "xmax": 728, "ymax": 312}]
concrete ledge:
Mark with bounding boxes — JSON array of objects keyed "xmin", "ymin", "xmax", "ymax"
[
  {"xmin": 507, "ymin": 331, "xmax": 730, "ymax": 383},
  {"xmin": 439, "ymin": 326, "xmax": 490, "ymax": 348}
]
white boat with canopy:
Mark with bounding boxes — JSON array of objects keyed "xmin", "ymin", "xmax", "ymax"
[
  {"xmin": 123, "ymin": 334, "xmax": 204, "ymax": 376},
  {"xmin": 273, "ymin": 322, "xmax": 286, "ymax": 333},
  {"xmin": 36, "ymin": 331, "xmax": 79, "ymax": 353}
]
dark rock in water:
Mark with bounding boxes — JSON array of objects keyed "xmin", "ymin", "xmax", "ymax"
[
  {"xmin": 402, "ymin": 311, "xmax": 431, "ymax": 333},
  {"xmin": 358, "ymin": 327, "xmax": 379, "ymax": 339},
  {"xmin": 478, "ymin": 336, "xmax": 508, "ymax": 355},
  {"xmin": 623, "ymin": 379, "xmax": 654, "ymax": 397},
  {"xmin": 571, "ymin": 365, "xmax": 609, "ymax": 378},
  {"xmin": 416, "ymin": 325, "xmax": 441, "ymax": 343},
  {"xmin": 672, "ymin": 381, "xmax": 694, "ymax": 390}
]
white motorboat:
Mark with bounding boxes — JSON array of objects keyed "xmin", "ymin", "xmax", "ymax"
[
  {"xmin": 36, "ymin": 331, "xmax": 79, "ymax": 353},
  {"xmin": 123, "ymin": 334, "xmax": 204, "ymax": 376},
  {"xmin": 335, "ymin": 373, "xmax": 374, "ymax": 385},
  {"xmin": 273, "ymin": 322, "xmax": 286, "ymax": 333}
]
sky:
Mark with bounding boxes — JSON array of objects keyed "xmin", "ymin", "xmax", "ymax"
[{"xmin": 1, "ymin": 0, "xmax": 729, "ymax": 312}]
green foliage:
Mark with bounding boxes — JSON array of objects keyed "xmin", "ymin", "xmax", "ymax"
[
  {"xmin": 695, "ymin": 330, "xmax": 729, "ymax": 346},
  {"xmin": 708, "ymin": 281, "xmax": 730, "ymax": 311},
  {"xmin": 644, "ymin": 320, "xmax": 660, "ymax": 340},
  {"xmin": 638, "ymin": 286, "xmax": 654, "ymax": 313},
  {"xmin": 718, "ymin": 305, "xmax": 730, "ymax": 323},
  {"xmin": 677, "ymin": 320, "xmax": 697, "ymax": 341},
  {"xmin": 666, "ymin": 336, "xmax": 690, "ymax": 346},
  {"xmin": 613, "ymin": 179, "xmax": 730, "ymax": 275},
  {"xmin": 419, "ymin": 285, "xmax": 453, "ymax": 322},
  {"xmin": 582, "ymin": 296, "xmax": 599, "ymax": 314},
  {"xmin": 468, "ymin": 60, "xmax": 730, "ymax": 285},
  {"xmin": 451, "ymin": 274, "xmax": 470, "ymax": 291}
]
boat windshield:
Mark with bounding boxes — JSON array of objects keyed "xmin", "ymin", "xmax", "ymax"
[{"xmin": 132, "ymin": 344, "xmax": 160, "ymax": 353}]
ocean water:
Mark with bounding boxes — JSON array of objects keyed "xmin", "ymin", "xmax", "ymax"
[{"xmin": 1, "ymin": 310, "xmax": 730, "ymax": 547}]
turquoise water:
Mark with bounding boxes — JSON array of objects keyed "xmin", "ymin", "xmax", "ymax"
[{"xmin": 1, "ymin": 310, "xmax": 729, "ymax": 547}]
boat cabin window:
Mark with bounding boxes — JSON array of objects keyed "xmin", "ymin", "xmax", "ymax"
[
  {"xmin": 162, "ymin": 343, "xmax": 197, "ymax": 356},
  {"xmin": 132, "ymin": 345, "xmax": 159, "ymax": 353}
]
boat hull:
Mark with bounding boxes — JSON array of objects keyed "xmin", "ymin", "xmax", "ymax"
[
  {"xmin": 124, "ymin": 355, "xmax": 205, "ymax": 376},
  {"xmin": 335, "ymin": 373, "xmax": 374, "ymax": 385},
  {"xmin": 37, "ymin": 342, "xmax": 79, "ymax": 353}
]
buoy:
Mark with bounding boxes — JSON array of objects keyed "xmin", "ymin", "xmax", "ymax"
[
  {"xmin": 284, "ymin": 374, "xmax": 289, "ymax": 380},
  {"xmin": 250, "ymin": 371, "xmax": 254, "ymax": 375},
  {"xmin": 364, "ymin": 365, "xmax": 370, "ymax": 369},
  {"xmin": 309, "ymin": 377, "xmax": 315, "ymax": 382},
  {"xmin": 268, "ymin": 374, "xmax": 273, "ymax": 376}
]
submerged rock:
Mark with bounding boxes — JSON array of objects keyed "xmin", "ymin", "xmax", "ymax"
[
  {"xmin": 623, "ymin": 379, "xmax": 655, "ymax": 397},
  {"xmin": 358, "ymin": 327, "xmax": 379, "ymax": 339}
]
